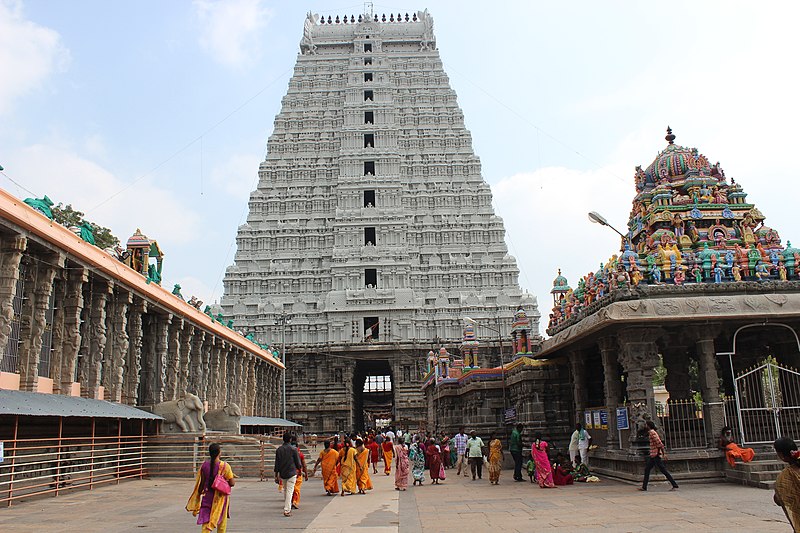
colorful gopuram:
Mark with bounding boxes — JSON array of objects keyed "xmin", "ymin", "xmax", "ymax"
[{"xmin": 548, "ymin": 127, "xmax": 798, "ymax": 333}]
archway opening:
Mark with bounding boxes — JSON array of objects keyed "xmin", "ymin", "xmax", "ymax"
[{"xmin": 353, "ymin": 360, "xmax": 394, "ymax": 432}]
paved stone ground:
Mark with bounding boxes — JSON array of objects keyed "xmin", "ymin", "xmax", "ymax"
[{"xmin": 0, "ymin": 469, "xmax": 792, "ymax": 532}]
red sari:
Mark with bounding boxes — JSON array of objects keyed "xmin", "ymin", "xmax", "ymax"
[
  {"xmin": 553, "ymin": 464, "xmax": 573, "ymax": 485},
  {"xmin": 427, "ymin": 443, "xmax": 442, "ymax": 480}
]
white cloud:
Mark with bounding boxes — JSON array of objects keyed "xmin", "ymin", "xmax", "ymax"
[
  {"xmin": 492, "ymin": 164, "xmax": 633, "ymax": 333},
  {"xmin": 0, "ymin": 0, "xmax": 70, "ymax": 115},
  {"xmin": 6, "ymin": 144, "xmax": 203, "ymax": 248},
  {"xmin": 193, "ymin": 0, "xmax": 273, "ymax": 68},
  {"xmin": 209, "ymin": 152, "xmax": 261, "ymax": 200}
]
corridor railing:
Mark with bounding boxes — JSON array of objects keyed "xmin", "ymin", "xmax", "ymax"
[{"xmin": 656, "ymin": 399, "xmax": 708, "ymax": 450}]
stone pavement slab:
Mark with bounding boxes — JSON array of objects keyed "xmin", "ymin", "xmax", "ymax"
[{"xmin": 0, "ymin": 468, "xmax": 793, "ymax": 532}]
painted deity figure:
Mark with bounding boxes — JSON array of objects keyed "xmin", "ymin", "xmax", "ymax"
[
  {"xmin": 650, "ymin": 263, "xmax": 662, "ymax": 284},
  {"xmin": 674, "ymin": 267, "xmax": 686, "ymax": 286},
  {"xmin": 692, "ymin": 265, "xmax": 703, "ymax": 283},
  {"xmin": 731, "ymin": 263, "xmax": 742, "ymax": 282},
  {"xmin": 630, "ymin": 263, "xmax": 643, "ymax": 286},
  {"xmin": 755, "ymin": 261, "xmax": 770, "ymax": 281},
  {"xmin": 779, "ymin": 262, "xmax": 788, "ymax": 281},
  {"xmin": 713, "ymin": 265, "xmax": 724, "ymax": 283}
]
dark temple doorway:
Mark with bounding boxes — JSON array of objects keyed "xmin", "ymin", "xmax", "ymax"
[{"xmin": 353, "ymin": 360, "xmax": 394, "ymax": 432}]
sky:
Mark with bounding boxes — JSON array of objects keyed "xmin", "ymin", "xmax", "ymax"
[{"xmin": 2, "ymin": 0, "xmax": 799, "ymax": 337}]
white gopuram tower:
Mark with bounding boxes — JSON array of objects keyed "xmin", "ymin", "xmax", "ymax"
[{"xmin": 222, "ymin": 9, "xmax": 540, "ymax": 431}]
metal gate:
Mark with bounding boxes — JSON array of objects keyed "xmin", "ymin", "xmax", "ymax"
[{"xmin": 733, "ymin": 359, "xmax": 800, "ymax": 444}]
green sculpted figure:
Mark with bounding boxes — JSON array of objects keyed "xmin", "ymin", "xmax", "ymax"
[
  {"xmin": 146, "ymin": 263, "xmax": 162, "ymax": 285},
  {"xmin": 172, "ymin": 284, "xmax": 184, "ymax": 300},
  {"xmin": 23, "ymin": 195, "xmax": 54, "ymax": 219},
  {"xmin": 79, "ymin": 221, "xmax": 96, "ymax": 245}
]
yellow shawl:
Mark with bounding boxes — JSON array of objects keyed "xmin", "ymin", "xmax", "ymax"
[{"xmin": 186, "ymin": 460, "xmax": 234, "ymax": 529}]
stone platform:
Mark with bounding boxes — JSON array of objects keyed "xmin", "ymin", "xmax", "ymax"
[{"xmin": 0, "ymin": 466, "xmax": 791, "ymax": 532}]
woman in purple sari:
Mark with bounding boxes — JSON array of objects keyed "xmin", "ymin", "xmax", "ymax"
[
  {"xmin": 394, "ymin": 442, "xmax": 410, "ymax": 490},
  {"xmin": 186, "ymin": 443, "xmax": 236, "ymax": 532},
  {"xmin": 531, "ymin": 434, "xmax": 555, "ymax": 488}
]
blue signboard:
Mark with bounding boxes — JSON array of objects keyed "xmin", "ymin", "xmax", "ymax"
[
  {"xmin": 616, "ymin": 407, "xmax": 629, "ymax": 430},
  {"xmin": 599, "ymin": 409, "xmax": 609, "ymax": 430}
]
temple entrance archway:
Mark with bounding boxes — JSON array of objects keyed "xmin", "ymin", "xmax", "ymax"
[{"xmin": 353, "ymin": 360, "xmax": 394, "ymax": 432}]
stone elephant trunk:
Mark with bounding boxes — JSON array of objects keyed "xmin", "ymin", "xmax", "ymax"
[{"xmin": 153, "ymin": 392, "xmax": 206, "ymax": 433}]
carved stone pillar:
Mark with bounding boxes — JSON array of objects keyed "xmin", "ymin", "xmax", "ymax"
[
  {"xmin": 153, "ymin": 313, "xmax": 172, "ymax": 404},
  {"xmin": 568, "ymin": 350, "xmax": 588, "ymax": 423},
  {"xmin": 0, "ymin": 235, "xmax": 26, "ymax": 364},
  {"xmin": 690, "ymin": 326, "xmax": 724, "ymax": 447},
  {"xmin": 617, "ymin": 327, "xmax": 663, "ymax": 450},
  {"xmin": 189, "ymin": 329, "xmax": 205, "ymax": 397},
  {"xmin": 218, "ymin": 347, "xmax": 229, "ymax": 405},
  {"xmin": 235, "ymin": 350, "xmax": 245, "ymax": 408},
  {"xmin": 140, "ymin": 314, "xmax": 160, "ymax": 404},
  {"xmin": 163, "ymin": 317, "xmax": 182, "ymax": 401},
  {"xmin": 60, "ymin": 268, "xmax": 87, "ymax": 395},
  {"xmin": 598, "ymin": 336, "xmax": 622, "ymax": 448},
  {"xmin": 122, "ymin": 297, "xmax": 146, "ymax": 405},
  {"xmin": 49, "ymin": 273, "xmax": 67, "ymax": 392},
  {"xmin": 82, "ymin": 280, "xmax": 112, "ymax": 399},
  {"xmin": 19, "ymin": 254, "xmax": 60, "ymax": 391},
  {"xmin": 103, "ymin": 291, "xmax": 131, "ymax": 403},
  {"xmin": 246, "ymin": 356, "xmax": 257, "ymax": 415},
  {"xmin": 178, "ymin": 324, "xmax": 194, "ymax": 396},
  {"xmin": 208, "ymin": 339, "xmax": 222, "ymax": 408},
  {"xmin": 200, "ymin": 335, "xmax": 213, "ymax": 405}
]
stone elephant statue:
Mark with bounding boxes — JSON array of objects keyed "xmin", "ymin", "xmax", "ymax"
[
  {"xmin": 153, "ymin": 393, "xmax": 206, "ymax": 433},
  {"xmin": 204, "ymin": 404, "xmax": 242, "ymax": 433}
]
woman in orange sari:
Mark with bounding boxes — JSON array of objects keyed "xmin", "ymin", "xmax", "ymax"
[
  {"xmin": 718, "ymin": 427, "xmax": 755, "ymax": 467},
  {"xmin": 382, "ymin": 436, "xmax": 394, "ymax": 475},
  {"xmin": 354, "ymin": 439, "xmax": 373, "ymax": 494},
  {"xmin": 290, "ymin": 436, "xmax": 308, "ymax": 509},
  {"xmin": 339, "ymin": 439, "xmax": 357, "ymax": 496},
  {"xmin": 312, "ymin": 440, "xmax": 339, "ymax": 496}
]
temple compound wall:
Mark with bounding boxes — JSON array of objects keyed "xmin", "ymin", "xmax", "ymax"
[
  {"xmin": 221, "ymin": 10, "xmax": 540, "ymax": 431},
  {"xmin": 0, "ymin": 188, "xmax": 282, "ymax": 416}
]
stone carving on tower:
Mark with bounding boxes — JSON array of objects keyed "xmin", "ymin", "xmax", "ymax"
[{"xmin": 221, "ymin": 10, "xmax": 540, "ymax": 431}]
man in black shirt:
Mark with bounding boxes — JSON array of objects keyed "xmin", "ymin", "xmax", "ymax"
[{"xmin": 274, "ymin": 431, "xmax": 302, "ymax": 516}]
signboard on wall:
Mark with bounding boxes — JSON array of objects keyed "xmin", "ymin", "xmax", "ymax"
[
  {"xmin": 616, "ymin": 407, "xmax": 629, "ymax": 430},
  {"xmin": 599, "ymin": 409, "xmax": 609, "ymax": 430},
  {"xmin": 592, "ymin": 410, "xmax": 601, "ymax": 429},
  {"xmin": 584, "ymin": 410, "xmax": 593, "ymax": 429}
]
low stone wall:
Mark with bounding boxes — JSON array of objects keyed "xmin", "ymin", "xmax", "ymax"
[{"xmin": 590, "ymin": 447, "xmax": 727, "ymax": 485}]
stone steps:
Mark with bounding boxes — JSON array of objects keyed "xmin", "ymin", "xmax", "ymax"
[{"xmin": 724, "ymin": 458, "xmax": 784, "ymax": 489}]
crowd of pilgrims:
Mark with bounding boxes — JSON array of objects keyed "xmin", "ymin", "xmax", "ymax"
[
  {"xmin": 186, "ymin": 426, "xmax": 601, "ymax": 530},
  {"xmin": 308, "ymin": 424, "xmax": 600, "ymax": 496}
]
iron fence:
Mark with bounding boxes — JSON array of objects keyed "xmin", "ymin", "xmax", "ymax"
[
  {"xmin": 656, "ymin": 398, "xmax": 708, "ymax": 450},
  {"xmin": 0, "ymin": 418, "xmax": 146, "ymax": 507}
]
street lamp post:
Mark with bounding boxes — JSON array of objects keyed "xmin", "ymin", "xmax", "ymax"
[
  {"xmin": 464, "ymin": 317, "xmax": 509, "ymax": 417},
  {"xmin": 276, "ymin": 312, "xmax": 291, "ymax": 420},
  {"xmin": 588, "ymin": 211, "xmax": 628, "ymax": 241}
]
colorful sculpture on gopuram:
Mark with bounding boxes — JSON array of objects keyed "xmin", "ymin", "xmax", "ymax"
[
  {"xmin": 125, "ymin": 228, "xmax": 164, "ymax": 285},
  {"xmin": 510, "ymin": 306, "xmax": 534, "ymax": 357},
  {"xmin": 461, "ymin": 322, "xmax": 480, "ymax": 369},
  {"xmin": 548, "ymin": 127, "xmax": 800, "ymax": 333},
  {"xmin": 436, "ymin": 347, "xmax": 451, "ymax": 380}
]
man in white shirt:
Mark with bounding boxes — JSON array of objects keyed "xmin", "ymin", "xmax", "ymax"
[
  {"xmin": 385, "ymin": 428, "xmax": 396, "ymax": 442},
  {"xmin": 453, "ymin": 426, "xmax": 469, "ymax": 477},
  {"xmin": 569, "ymin": 422, "xmax": 592, "ymax": 466},
  {"xmin": 466, "ymin": 430, "xmax": 485, "ymax": 480}
]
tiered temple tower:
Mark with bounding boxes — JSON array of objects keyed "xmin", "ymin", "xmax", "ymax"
[{"xmin": 222, "ymin": 10, "xmax": 539, "ymax": 431}]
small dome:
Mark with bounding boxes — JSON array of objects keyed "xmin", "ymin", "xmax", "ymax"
[
  {"xmin": 126, "ymin": 228, "xmax": 150, "ymax": 248},
  {"xmin": 643, "ymin": 127, "xmax": 713, "ymax": 184},
  {"xmin": 551, "ymin": 269, "xmax": 571, "ymax": 293}
]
